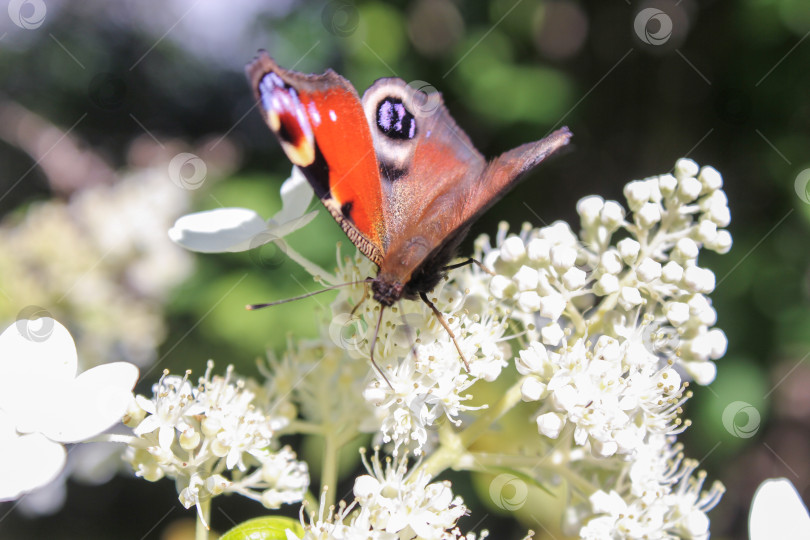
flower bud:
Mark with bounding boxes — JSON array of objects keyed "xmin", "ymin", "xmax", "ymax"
[
  {"xmin": 617, "ymin": 238, "xmax": 640, "ymax": 264},
  {"xmin": 577, "ymin": 195, "xmax": 604, "ymax": 225},
  {"xmin": 698, "ymin": 165, "xmax": 723, "ymax": 191},
  {"xmin": 637, "ymin": 258, "xmax": 662, "ymax": 282},
  {"xmin": 600, "ymin": 201, "xmax": 626, "ymax": 231},
  {"xmin": 500, "ymin": 236, "xmax": 526, "ymax": 262},
  {"xmin": 674, "ymin": 158, "xmax": 699, "ymax": 179}
]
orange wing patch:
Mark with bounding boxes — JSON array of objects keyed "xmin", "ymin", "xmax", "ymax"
[
  {"xmin": 247, "ymin": 51, "xmax": 387, "ymax": 264},
  {"xmin": 300, "ymin": 89, "xmax": 383, "ymax": 248}
]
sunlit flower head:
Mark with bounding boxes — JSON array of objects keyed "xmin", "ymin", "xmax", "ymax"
[{"xmin": 0, "ymin": 318, "xmax": 138, "ymax": 501}]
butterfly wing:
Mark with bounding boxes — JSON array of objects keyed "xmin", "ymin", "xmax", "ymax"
[
  {"xmin": 361, "ymin": 78, "xmax": 571, "ymax": 291},
  {"xmin": 361, "ymin": 79, "xmax": 487, "ymax": 280},
  {"xmin": 461, "ymin": 127, "xmax": 572, "ymax": 225},
  {"xmin": 246, "ymin": 51, "xmax": 386, "ymax": 265}
]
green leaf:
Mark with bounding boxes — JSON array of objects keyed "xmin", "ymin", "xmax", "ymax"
[{"xmin": 220, "ymin": 516, "xmax": 303, "ymax": 540}]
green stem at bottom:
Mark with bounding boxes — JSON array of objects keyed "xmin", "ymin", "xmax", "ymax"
[
  {"xmin": 321, "ymin": 428, "xmax": 339, "ymax": 513},
  {"xmin": 195, "ymin": 498, "xmax": 211, "ymax": 540},
  {"xmin": 418, "ymin": 378, "xmax": 525, "ymax": 478}
]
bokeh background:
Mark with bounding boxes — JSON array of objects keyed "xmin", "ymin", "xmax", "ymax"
[{"xmin": 0, "ymin": 0, "xmax": 808, "ymax": 538}]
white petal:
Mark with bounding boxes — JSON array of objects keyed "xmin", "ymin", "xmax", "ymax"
[
  {"xmin": 41, "ymin": 362, "xmax": 139, "ymax": 443},
  {"xmin": 169, "ymin": 208, "xmax": 268, "ymax": 253},
  {"xmin": 0, "ymin": 318, "xmax": 76, "ymax": 383},
  {"xmin": 265, "ymin": 210, "xmax": 318, "ymax": 239},
  {"xmin": 0, "ymin": 319, "xmax": 77, "ymax": 430},
  {"xmin": 750, "ymin": 478, "xmax": 810, "ymax": 540},
  {"xmin": 271, "ymin": 167, "xmax": 315, "ymax": 225},
  {"xmin": 0, "ymin": 418, "xmax": 66, "ymax": 501}
]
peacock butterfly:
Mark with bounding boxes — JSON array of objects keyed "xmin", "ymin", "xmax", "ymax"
[{"xmin": 245, "ymin": 51, "xmax": 571, "ymax": 374}]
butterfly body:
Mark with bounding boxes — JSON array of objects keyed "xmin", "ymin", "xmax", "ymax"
[{"xmin": 246, "ymin": 51, "xmax": 571, "ymax": 308}]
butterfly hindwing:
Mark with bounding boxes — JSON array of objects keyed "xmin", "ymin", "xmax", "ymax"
[
  {"xmin": 246, "ymin": 51, "xmax": 386, "ymax": 265},
  {"xmin": 360, "ymin": 79, "xmax": 489, "ymax": 281}
]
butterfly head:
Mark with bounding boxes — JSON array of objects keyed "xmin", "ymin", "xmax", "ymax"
[{"xmin": 371, "ymin": 277, "xmax": 404, "ymax": 307}]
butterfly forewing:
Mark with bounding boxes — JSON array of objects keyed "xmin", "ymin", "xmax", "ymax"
[{"xmin": 246, "ymin": 51, "xmax": 387, "ymax": 265}]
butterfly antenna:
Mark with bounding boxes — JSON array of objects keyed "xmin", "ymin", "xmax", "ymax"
[
  {"xmin": 419, "ymin": 291, "xmax": 470, "ymax": 371},
  {"xmin": 369, "ymin": 306, "xmax": 393, "ymax": 389},
  {"xmin": 246, "ymin": 281, "xmax": 367, "ymax": 310}
]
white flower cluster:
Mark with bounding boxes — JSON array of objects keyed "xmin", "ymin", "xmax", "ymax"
[
  {"xmin": 575, "ymin": 434, "xmax": 723, "ymax": 538},
  {"xmin": 164, "ymin": 159, "xmax": 730, "ymax": 539},
  {"xmin": 472, "ymin": 159, "xmax": 728, "ymax": 535},
  {"xmin": 0, "ymin": 166, "xmax": 193, "ymax": 369},
  {"xmin": 326, "ymin": 249, "xmax": 509, "ymax": 454},
  {"xmin": 124, "ymin": 362, "xmax": 309, "ymax": 527},
  {"xmin": 289, "ymin": 450, "xmax": 484, "ymax": 540}
]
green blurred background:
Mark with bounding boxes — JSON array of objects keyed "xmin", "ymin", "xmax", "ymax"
[{"xmin": 0, "ymin": 0, "xmax": 808, "ymax": 538}]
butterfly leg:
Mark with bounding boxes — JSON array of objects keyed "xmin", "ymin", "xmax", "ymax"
[
  {"xmin": 397, "ymin": 299, "xmax": 421, "ymax": 364},
  {"xmin": 350, "ymin": 280, "xmax": 371, "ymax": 317},
  {"xmin": 443, "ymin": 258, "xmax": 495, "ymax": 277},
  {"xmin": 419, "ymin": 292, "xmax": 470, "ymax": 371},
  {"xmin": 368, "ymin": 306, "xmax": 393, "ymax": 389}
]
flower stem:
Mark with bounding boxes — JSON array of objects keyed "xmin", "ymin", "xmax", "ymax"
[
  {"xmin": 418, "ymin": 378, "xmax": 525, "ymax": 478},
  {"xmin": 195, "ymin": 498, "xmax": 211, "ymax": 540},
  {"xmin": 281, "ymin": 240, "xmax": 336, "ymax": 283},
  {"xmin": 321, "ymin": 427, "xmax": 339, "ymax": 512}
]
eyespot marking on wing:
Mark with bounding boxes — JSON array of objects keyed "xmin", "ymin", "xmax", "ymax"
[
  {"xmin": 258, "ymin": 72, "xmax": 316, "ymax": 167},
  {"xmin": 376, "ymin": 97, "xmax": 416, "ymax": 140}
]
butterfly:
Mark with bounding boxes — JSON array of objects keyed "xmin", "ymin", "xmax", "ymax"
[{"xmin": 246, "ymin": 51, "xmax": 571, "ymax": 377}]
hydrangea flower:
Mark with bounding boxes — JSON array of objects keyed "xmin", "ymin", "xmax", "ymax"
[
  {"xmin": 289, "ymin": 450, "xmax": 484, "ymax": 540},
  {"xmin": 168, "ymin": 166, "xmax": 317, "ymax": 253},
  {"xmin": 124, "ymin": 362, "xmax": 309, "ymax": 528},
  {"xmin": 749, "ymin": 478, "xmax": 810, "ymax": 539},
  {"xmin": 159, "ymin": 157, "xmax": 730, "ymax": 539},
  {"xmin": 0, "ymin": 318, "xmax": 138, "ymax": 501}
]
